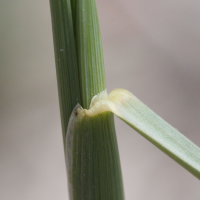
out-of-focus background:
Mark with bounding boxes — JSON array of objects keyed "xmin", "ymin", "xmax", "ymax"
[{"xmin": 1, "ymin": 0, "xmax": 200, "ymax": 199}]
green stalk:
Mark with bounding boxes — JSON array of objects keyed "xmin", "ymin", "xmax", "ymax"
[
  {"xmin": 66, "ymin": 108, "xmax": 124, "ymax": 200},
  {"xmin": 50, "ymin": 1, "xmax": 200, "ymax": 198},
  {"xmin": 69, "ymin": 0, "xmax": 124, "ymax": 199},
  {"xmin": 50, "ymin": 0, "xmax": 125, "ymax": 199},
  {"xmin": 74, "ymin": 0, "xmax": 106, "ymax": 109}
]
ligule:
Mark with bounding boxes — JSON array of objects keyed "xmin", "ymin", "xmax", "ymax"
[{"xmin": 73, "ymin": 89, "xmax": 200, "ymax": 180}]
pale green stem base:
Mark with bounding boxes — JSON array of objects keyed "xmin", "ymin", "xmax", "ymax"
[{"xmin": 66, "ymin": 107, "xmax": 125, "ymax": 200}]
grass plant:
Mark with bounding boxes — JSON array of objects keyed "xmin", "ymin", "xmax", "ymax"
[{"xmin": 49, "ymin": 0, "xmax": 200, "ymax": 199}]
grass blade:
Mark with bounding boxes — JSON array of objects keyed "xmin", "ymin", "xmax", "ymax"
[
  {"xmin": 49, "ymin": 0, "xmax": 81, "ymax": 142},
  {"xmin": 83, "ymin": 89, "xmax": 200, "ymax": 179}
]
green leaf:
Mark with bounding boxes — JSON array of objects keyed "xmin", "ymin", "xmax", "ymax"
[
  {"xmin": 49, "ymin": 0, "xmax": 81, "ymax": 142},
  {"xmin": 77, "ymin": 88, "xmax": 200, "ymax": 179}
]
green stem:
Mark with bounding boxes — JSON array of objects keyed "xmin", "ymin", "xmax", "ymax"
[
  {"xmin": 74, "ymin": 0, "xmax": 106, "ymax": 108},
  {"xmin": 50, "ymin": 0, "xmax": 125, "ymax": 199},
  {"xmin": 66, "ymin": 107, "xmax": 125, "ymax": 200},
  {"xmin": 69, "ymin": 0, "xmax": 125, "ymax": 198}
]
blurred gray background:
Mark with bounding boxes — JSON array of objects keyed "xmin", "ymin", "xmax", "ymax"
[{"xmin": 1, "ymin": 0, "xmax": 200, "ymax": 199}]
